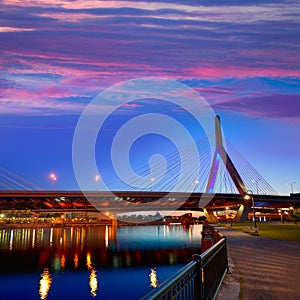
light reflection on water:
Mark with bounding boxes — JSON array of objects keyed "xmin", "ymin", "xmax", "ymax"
[
  {"xmin": 87, "ymin": 251, "xmax": 98, "ymax": 297},
  {"xmin": 0, "ymin": 224, "xmax": 202, "ymax": 299},
  {"xmin": 149, "ymin": 268, "xmax": 158, "ymax": 288},
  {"xmin": 39, "ymin": 268, "xmax": 52, "ymax": 300},
  {"xmin": 89, "ymin": 269, "xmax": 98, "ymax": 297}
]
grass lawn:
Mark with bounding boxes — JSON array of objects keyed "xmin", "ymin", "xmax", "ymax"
[{"xmin": 223, "ymin": 221, "xmax": 300, "ymax": 242}]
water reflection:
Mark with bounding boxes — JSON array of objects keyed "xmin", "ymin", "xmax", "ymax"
[
  {"xmin": 89, "ymin": 269, "xmax": 98, "ymax": 297},
  {"xmin": 0, "ymin": 225, "xmax": 202, "ymax": 299},
  {"xmin": 9, "ymin": 229, "xmax": 13, "ymax": 250},
  {"xmin": 74, "ymin": 253, "xmax": 79, "ymax": 269},
  {"xmin": 86, "ymin": 251, "xmax": 99, "ymax": 297},
  {"xmin": 87, "ymin": 252, "xmax": 92, "ymax": 270},
  {"xmin": 0, "ymin": 225, "xmax": 202, "ymax": 273},
  {"xmin": 149, "ymin": 268, "xmax": 158, "ymax": 288},
  {"xmin": 105, "ymin": 225, "xmax": 109, "ymax": 248},
  {"xmin": 39, "ymin": 268, "xmax": 52, "ymax": 300},
  {"xmin": 61, "ymin": 254, "xmax": 66, "ymax": 269},
  {"xmin": 49, "ymin": 228, "xmax": 53, "ymax": 246}
]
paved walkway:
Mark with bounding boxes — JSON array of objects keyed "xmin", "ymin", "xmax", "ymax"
[{"xmin": 216, "ymin": 227, "xmax": 300, "ymax": 300}]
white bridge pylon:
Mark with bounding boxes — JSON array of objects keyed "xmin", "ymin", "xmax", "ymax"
[{"xmin": 205, "ymin": 115, "xmax": 248, "ymax": 195}]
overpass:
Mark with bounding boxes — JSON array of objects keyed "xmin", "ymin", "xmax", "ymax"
[{"xmin": 0, "ymin": 190, "xmax": 298, "ymax": 215}]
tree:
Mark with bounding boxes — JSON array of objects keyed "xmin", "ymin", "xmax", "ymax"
[{"xmin": 289, "ymin": 208, "xmax": 300, "ymax": 225}]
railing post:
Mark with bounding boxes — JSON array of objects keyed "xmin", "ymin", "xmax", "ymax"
[
  {"xmin": 224, "ymin": 237, "xmax": 231, "ymax": 274},
  {"xmin": 201, "ymin": 225, "xmax": 214, "ymax": 252},
  {"xmin": 192, "ymin": 254, "xmax": 202, "ymax": 300}
]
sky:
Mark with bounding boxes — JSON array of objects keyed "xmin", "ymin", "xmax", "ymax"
[{"xmin": 0, "ymin": 0, "xmax": 300, "ymax": 195}]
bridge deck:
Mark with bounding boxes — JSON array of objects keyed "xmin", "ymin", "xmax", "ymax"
[{"xmin": 0, "ymin": 190, "xmax": 297, "ymax": 213}]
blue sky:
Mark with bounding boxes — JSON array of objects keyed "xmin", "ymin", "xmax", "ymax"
[{"xmin": 1, "ymin": 0, "xmax": 299, "ymax": 194}]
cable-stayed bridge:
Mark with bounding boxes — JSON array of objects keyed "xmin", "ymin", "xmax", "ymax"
[
  {"xmin": 0, "ymin": 117, "xmax": 277, "ymax": 196},
  {"xmin": 0, "ymin": 116, "xmax": 299, "ymax": 222},
  {"xmin": 101, "ymin": 116, "xmax": 278, "ymax": 196}
]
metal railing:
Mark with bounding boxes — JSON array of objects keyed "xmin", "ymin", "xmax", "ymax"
[
  {"xmin": 200, "ymin": 236, "xmax": 228, "ymax": 299},
  {"xmin": 140, "ymin": 228, "xmax": 228, "ymax": 300}
]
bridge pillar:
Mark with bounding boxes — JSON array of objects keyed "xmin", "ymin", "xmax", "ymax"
[
  {"xmin": 235, "ymin": 203, "xmax": 252, "ymax": 221},
  {"xmin": 203, "ymin": 209, "xmax": 219, "ymax": 223},
  {"xmin": 205, "ymin": 116, "xmax": 248, "ymax": 195}
]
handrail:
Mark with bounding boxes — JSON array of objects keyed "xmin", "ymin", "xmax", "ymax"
[
  {"xmin": 139, "ymin": 260, "xmax": 198, "ymax": 300},
  {"xmin": 140, "ymin": 226, "xmax": 228, "ymax": 300},
  {"xmin": 201, "ymin": 237, "xmax": 226, "ymax": 267}
]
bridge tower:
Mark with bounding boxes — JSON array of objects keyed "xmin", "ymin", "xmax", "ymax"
[{"xmin": 204, "ymin": 115, "xmax": 251, "ymax": 222}]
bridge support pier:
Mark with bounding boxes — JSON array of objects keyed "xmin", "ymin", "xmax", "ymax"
[
  {"xmin": 203, "ymin": 209, "xmax": 219, "ymax": 223},
  {"xmin": 235, "ymin": 203, "xmax": 251, "ymax": 221}
]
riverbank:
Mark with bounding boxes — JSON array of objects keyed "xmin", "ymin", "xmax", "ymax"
[{"xmin": 0, "ymin": 220, "xmax": 201, "ymax": 229}]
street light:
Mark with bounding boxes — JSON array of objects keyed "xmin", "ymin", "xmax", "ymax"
[
  {"xmin": 287, "ymin": 182, "xmax": 296, "ymax": 194},
  {"xmin": 193, "ymin": 179, "xmax": 199, "ymax": 192},
  {"xmin": 95, "ymin": 175, "xmax": 100, "ymax": 191},
  {"xmin": 244, "ymin": 190, "xmax": 256, "ymax": 228},
  {"xmin": 49, "ymin": 173, "xmax": 57, "ymax": 190},
  {"xmin": 150, "ymin": 177, "xmax": 155, "ymax": 191}
]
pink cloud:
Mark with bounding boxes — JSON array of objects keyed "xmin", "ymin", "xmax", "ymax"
[
  {"xmin": 0, "ymin": 84, "xmax": 86, "ymax": 115},
  {"xmin": 1, "ymin": 0, "xmax": 300, "ymax": 120},
  {"xmin": 0, "ymin": 27, "xmax": 35, "ymax": 32},
  {"xmin": 3, "ymin": 85, "xmax": 73, "ymax": 100},
  {"xmin": 188, "ymin": 66, "xmax": 300, "ymax": 79},
  {"xmin": 213, "ymin": 94, "xmax": 300, "ymax": 123},
  {"xmin": 0, "ymin": 96, "xmax": 85, "ymax": 115},
  {"xmin": 120, "ymin": 103, "xmax": 142, "ymax": 108}
]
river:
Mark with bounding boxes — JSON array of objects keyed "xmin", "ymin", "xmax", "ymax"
[{"xmin": 0, "ymin": 224, "xmax": 202, "ymax": 299}]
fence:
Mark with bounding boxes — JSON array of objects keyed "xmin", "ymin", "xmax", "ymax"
[{"xmin": 140, "ymin": 227, "xmax": 228, "ymax": 300}]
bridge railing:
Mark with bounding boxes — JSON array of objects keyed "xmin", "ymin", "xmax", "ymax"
[{"xmin": 140, "ymin": 227, "xmax": 228, "ymax": 300}]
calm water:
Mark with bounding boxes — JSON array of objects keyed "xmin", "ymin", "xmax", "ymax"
[{"xmin": 0, "ymin": 224, "xmax": 202, "ymax": 300}]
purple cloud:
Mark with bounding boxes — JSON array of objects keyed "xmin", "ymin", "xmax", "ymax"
[
  {"xmin": 213, "ymin": 94, "xmax": 300, "ymax": 122},
  {"xmin": 0, "ymin": 0, "xmax": 299, "ymax": 118}
]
